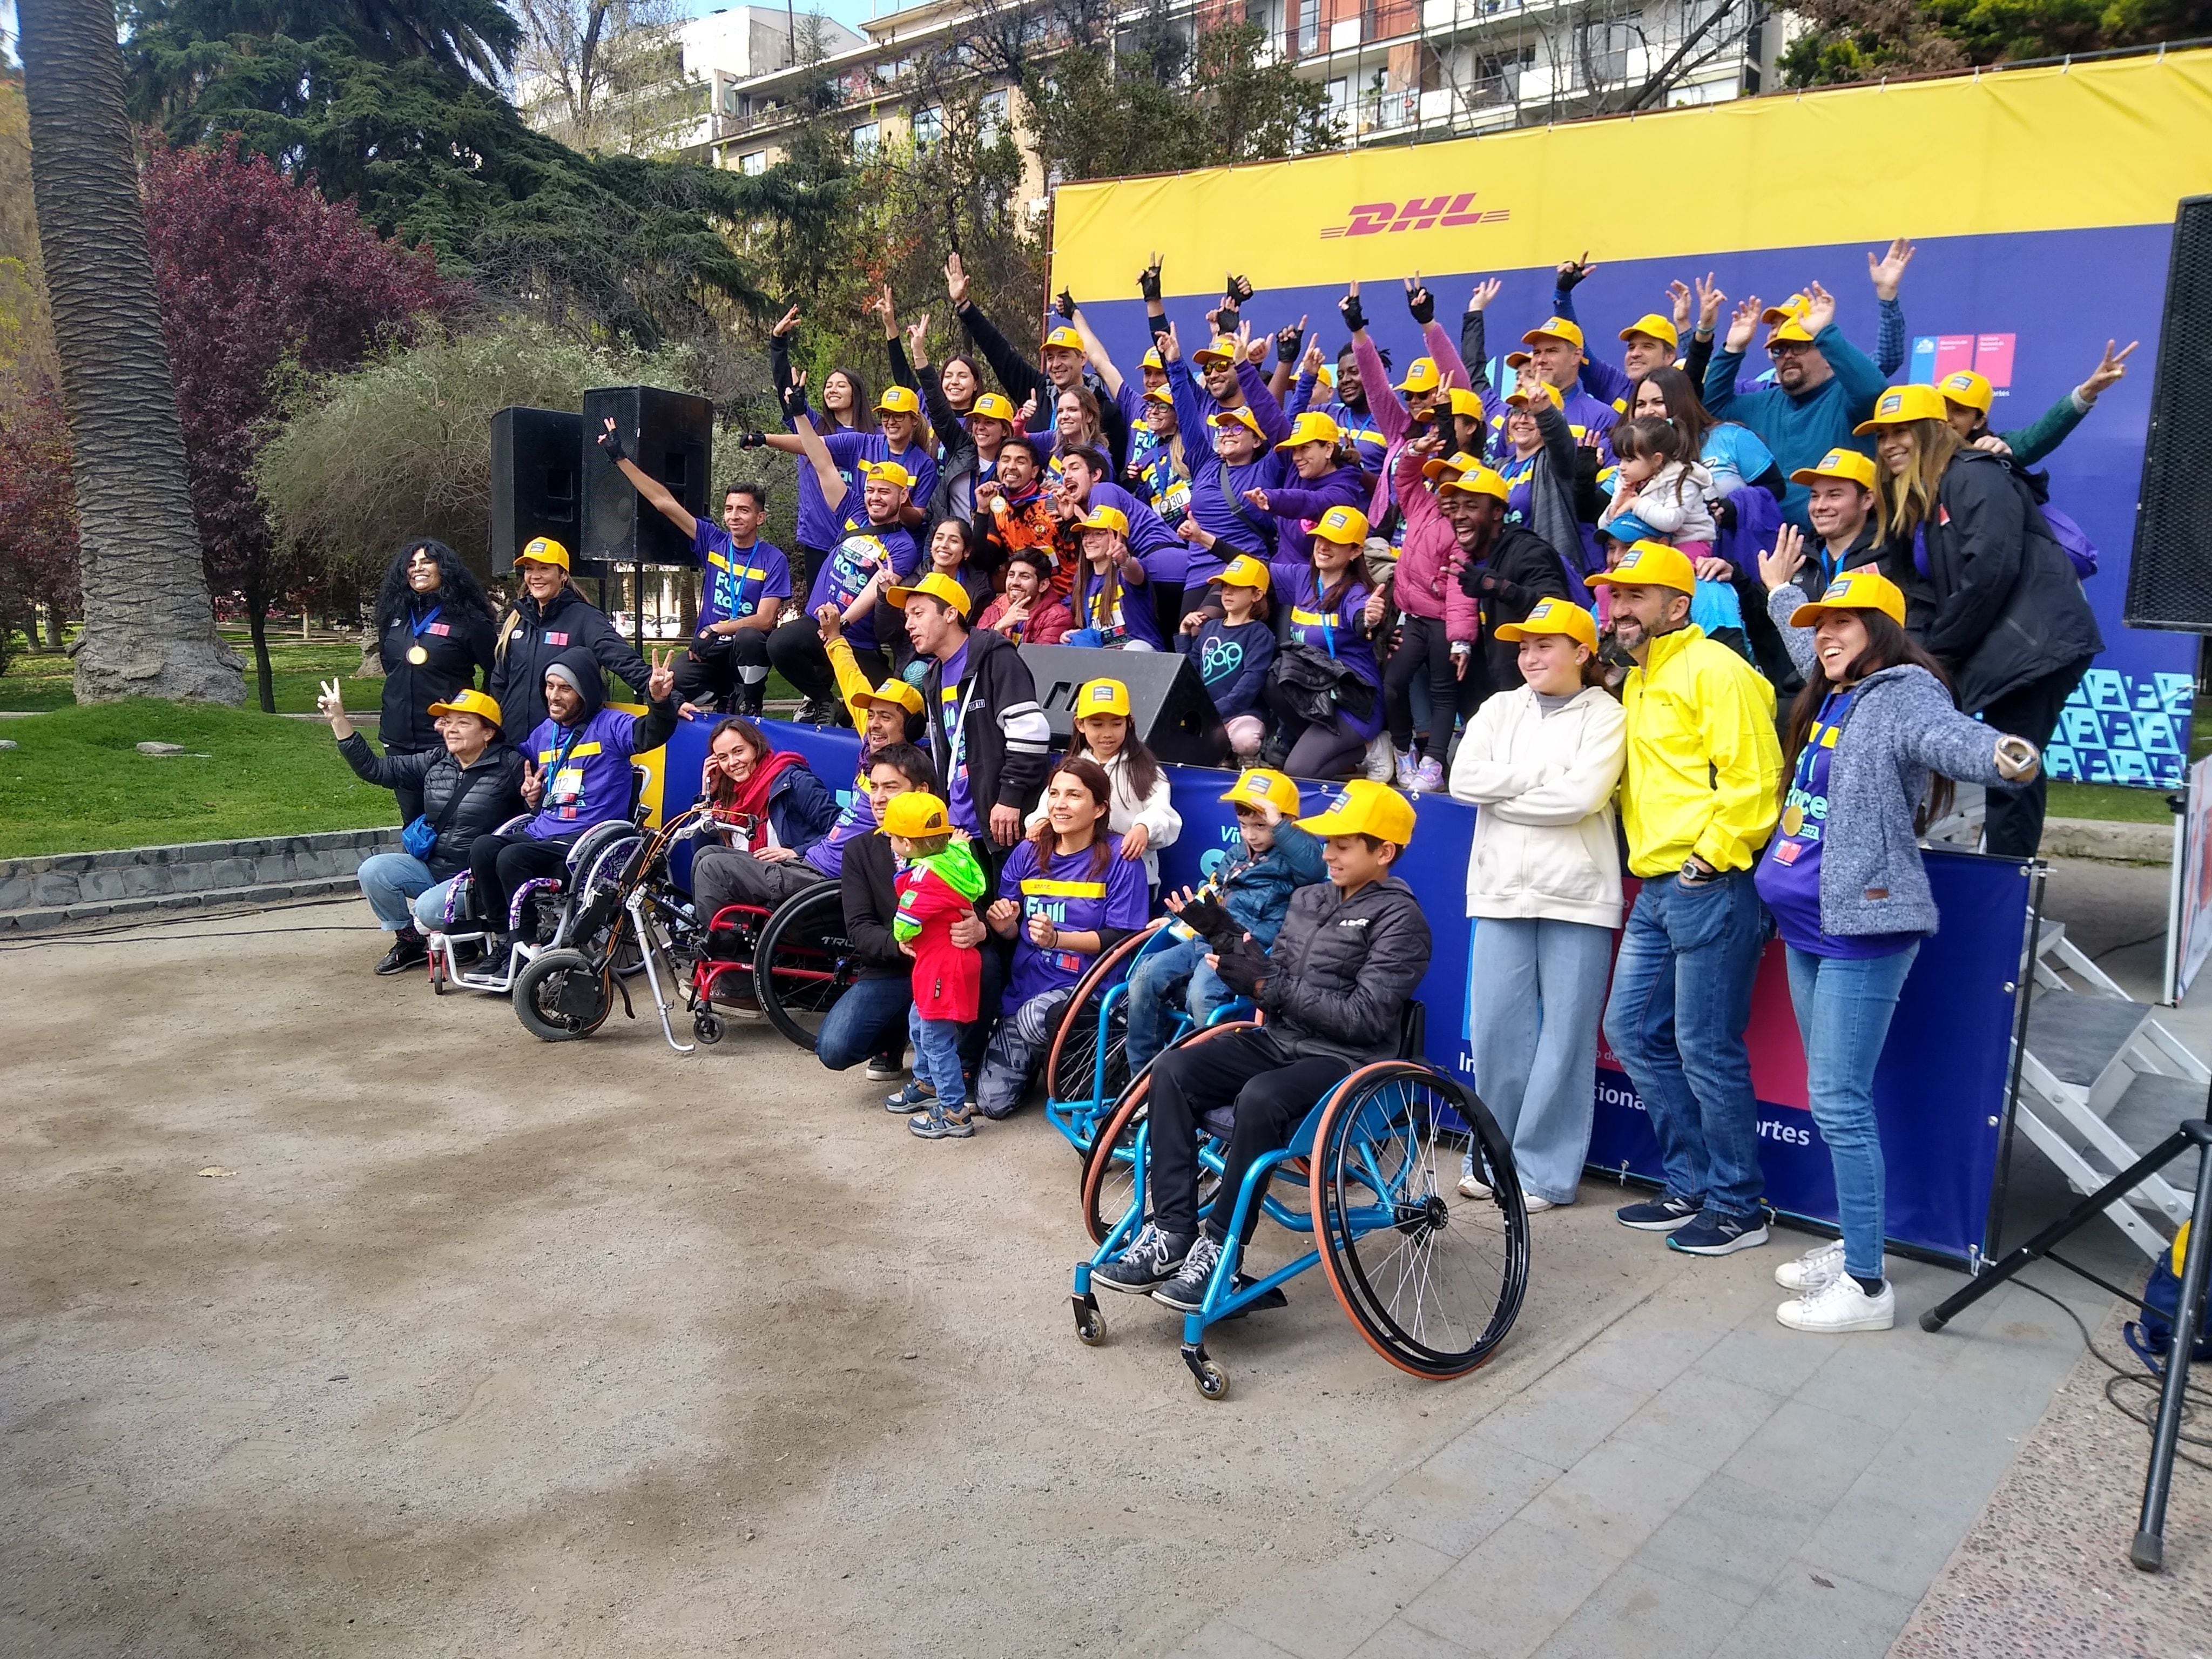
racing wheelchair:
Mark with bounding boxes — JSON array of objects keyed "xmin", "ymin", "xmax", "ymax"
[{"xmin": 1070, "ymin": 1010, "xmax": 1530, "ymax": 1400}]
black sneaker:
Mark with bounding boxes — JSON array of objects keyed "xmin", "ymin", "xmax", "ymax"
[
  {"xmin": 1668, "ymin": 1210, "xmax": 1771, "ymax": 1257},
  {"xmin": 795, "ymin": 697, "xmax": 840, "ymax": 725},
  {"xmin": 1094, "ymin": 1222, "xmax": 1193, "ymax": 1294},
  {"xmin": 1151, "ymin": 1233, "xmax": 1224, "ymax": 1312},
  {"xmin": 1217, "ymin": 1274, "xmax": 1290, "ymax": 1319},
  {"xmin": 1616, "ymin": 1193, "xmax": 1703, "ymax": 1232},
  {"xmin": 375, "ymin": 930, "xmax": 428, "ymax": 976}
]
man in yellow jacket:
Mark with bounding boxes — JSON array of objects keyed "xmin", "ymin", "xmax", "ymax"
[{"xmin": 1590, "ymin": 543, "xmax": 1783, "ymax": 1257}]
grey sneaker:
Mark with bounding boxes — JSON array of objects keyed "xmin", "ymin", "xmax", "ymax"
[
  {"xmin": 908, "ymin": 1099, "xmax": 976, "ymax": 1140},
  {"xmin": 885, "ymin": 1080, "xmax": 936, "ymax": 1113},
  {"xmin": 1151, "ymin": 1232, "xmax": 1225, "ymax": 1312},
  {"xmin": 865, "ymin": 1052, "xmax": 908, "ymax": 1082},
  {"xmin": 1093, "ymin": 1222, "xmax": 1193, "ymax": 1294}
]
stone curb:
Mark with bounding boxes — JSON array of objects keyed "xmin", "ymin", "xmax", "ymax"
[
  {"xmin": 2041, "ymin": 815, "xmax": 2174, "ymax": 865},
  {"xmin": 0, "ymin": 827, "xmax": 399, "ymax": 933}
]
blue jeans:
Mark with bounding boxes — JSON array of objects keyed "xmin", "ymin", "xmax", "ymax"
[
  {"xmin": 1785, "ymin": 942, "xmax": 1920, "ymax": 1281},
  {"xmin": 1601, "ymin": 868, "xmax": 1769, "ymax": 1218},
  {"xmin": 816, "ymin": 953, "xmax": 1005, "ymax": 1075},
  {"xmin": 1127, "ymin": 934, "xmax": 1244, "ymax": 1073},
  {"xmin": 358, "ymin": 852, "xmax": 435, "ymax": 932},
  {"xmin": 1463, "ymin": 916, "xmax": 1616, "ymax": 1205},
  {"xmin": 909, "ymin": 1004, "xmax": 968, "ymax": 1110}
]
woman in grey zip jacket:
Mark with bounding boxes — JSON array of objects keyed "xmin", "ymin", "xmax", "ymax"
[{"xmin": 1756, "ymin": 536, "xmax": 2040, "ymax": 1337}]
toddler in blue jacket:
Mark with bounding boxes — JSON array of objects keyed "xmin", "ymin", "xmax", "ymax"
[
  {"xmin": 1175, "ymin": 554, "xmax": 1274, "ymax": 762},
  {"xmin": 1123, "ymin": 767, "xmax": 1328, "ymax": 1072}
]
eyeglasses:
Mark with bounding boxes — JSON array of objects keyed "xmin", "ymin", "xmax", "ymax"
[{"xmin": 1765, "ymin": 341, "xmax": 1815, "ymax": 359}]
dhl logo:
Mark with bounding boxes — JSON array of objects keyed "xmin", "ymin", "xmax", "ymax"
[{"xmin": 1319, "ymin": 192, "xmax": 1509, "ymax": 239}]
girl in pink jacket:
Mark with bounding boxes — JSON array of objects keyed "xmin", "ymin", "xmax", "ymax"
[{"xmin": 1382, "ymin": 434, "xmax": 1485, "ymax": 791}]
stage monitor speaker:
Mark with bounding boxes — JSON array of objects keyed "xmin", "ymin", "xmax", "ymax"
[
  {"xmin": 1018, "ymin": 644, "xmax": 1231, "ymax": 768},
  {"xmin": 580, "ymin": 386, "xmax": 713, "ymax": 571},
  {"xmin": 2126, "ymin": 194, "xmax": 2212, "ymax": 632},
  {"xmin": 489, "ymin": 406, "xmax": 583, "ymax": 575}
]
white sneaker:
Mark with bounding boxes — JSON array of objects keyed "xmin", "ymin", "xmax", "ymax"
[
  {"xmin": 1775, "ymin": 1238, "xmax": 1848, "ymax": 1293},
  {"xmin": 1776, "ymin": 1273, "xmax": 1895, "ymax": 1333},
  {"xmin": 1458, "ymin": 1172, "xmax": 1492, "ymax": 1199},
  {"xmin": 1394, "ymin": 751, "xmax": 1419, "ymax": 791},
  {"xmin": 1523, "ymin": 1194, "xmax": 1555, "ymax": 1213}
]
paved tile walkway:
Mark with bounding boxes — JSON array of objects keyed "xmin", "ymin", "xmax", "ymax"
[{"xmin": 1166, "ymin": 1233, "xmax": 2109, "ymax": 1659}]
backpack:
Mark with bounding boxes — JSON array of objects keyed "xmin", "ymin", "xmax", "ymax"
[
  {"xmin": 2123, "ymin": 1222, "xmax": 2211, "ymax": 1371},
  {"xmin": 2014, "ymin": 462, "xmax": 2100, "ymax": 579}
]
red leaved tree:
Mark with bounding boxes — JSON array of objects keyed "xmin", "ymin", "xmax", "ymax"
[
  {"xmin": 140, "ymin": 137, "xmax": 458, "ymax": 710},
  {"xmin": 0, "ymin": 369, "xmax": 80, "ymax": 666}
]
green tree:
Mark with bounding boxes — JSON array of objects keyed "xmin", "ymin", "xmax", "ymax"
[{"xmin": 1780, "ymin": 0, "xmax": 2212, "ymax": 85}]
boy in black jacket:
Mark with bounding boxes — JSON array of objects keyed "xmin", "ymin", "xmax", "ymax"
[{"xmin": 1095, "ymin": 780, "xmax": 1433, "ymax": 1312}]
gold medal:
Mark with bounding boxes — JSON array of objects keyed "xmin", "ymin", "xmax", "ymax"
[
  {"xmin": 1781, "ymin": 803, "xmax": 1804, "ymax": 837},
  {"xmin": 406, "ymin": 644, "xmax": 429, "ymax": 665}
]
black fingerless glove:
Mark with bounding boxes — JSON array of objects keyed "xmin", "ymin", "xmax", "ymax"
[
  {"xmin": 1054, "ymin": 287, "xmax": 1077, "ymax": 320},
  {"xmin": 1212, "ymin": 936, "xmax": 1268, "ymax": 1000},
  {"xmin": 780, "ymin": 382, "xmax": 808, "ymax": 419},
  {"xmin": 1339, "ymin": 292, "xmax": 1366, "ymax": 333},
  {"xmin": 1225, "ymin": 273, "xmax": 1255, "ymax": 307},
  {"xmin": 1407, "ymin": 284, "xmax": 1435, "ymax": 325},
  {"xmin": 1175, "ymin": 893, "xmax": 1232, "ymax": 943},
  {"xmin": 1556, "ymin": 260, "xmax": 1589, "ymax": 294},
  {"xmin": 597, "ymin": 426, "xmax": 628, "ymax": 464},
  {"xmin": 1276, "ymin": 323, "xmax": 1304, "ymax": 366},
  {"xmin": 737, "ymin": 430, "xmax": 766, "ymax": 449},
  {"xmin": 1138, "ymin": 262, "xmax": 1163, "ymax": 302}
]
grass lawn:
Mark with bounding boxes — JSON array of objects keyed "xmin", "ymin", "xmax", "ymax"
[
  {"xmin": 2046, "ymin": 779, "xmax": 2177, "ymax": 825},
  {"xmin": 1, "ymin": 633, "xmax": 367, "ymax": 714},
  {"xmin": 0, "ymin": 700, "xmax": 393, "ymax": 859}
]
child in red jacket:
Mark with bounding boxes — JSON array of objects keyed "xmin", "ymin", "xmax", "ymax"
[{"xmin": 882, "ymin": 791, "xmax": 990, "ymax": 1141}]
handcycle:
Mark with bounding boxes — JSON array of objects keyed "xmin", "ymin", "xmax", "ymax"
[{"xmin": 1070, "ymin": 1009, "xmax": 1530, "ymax": 1400}]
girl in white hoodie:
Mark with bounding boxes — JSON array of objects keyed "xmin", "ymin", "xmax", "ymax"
[
  {"xmin": 1027, "ymin": 677, "xmax": 1182, "ymax": 890},
  {"xmin": 1448, "ymin": 598, "xmax": 1627, "ymax": 1209}
]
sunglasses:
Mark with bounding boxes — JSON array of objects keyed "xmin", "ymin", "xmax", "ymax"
[{"xmin": 1766, "ymin": 341, "xmax": 1815, "ymax": 359}]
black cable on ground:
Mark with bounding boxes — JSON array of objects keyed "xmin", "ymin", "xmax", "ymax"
[
  {"xmin": 0, "ymin": 895, "xmax": 376, "ymax": 952},
  {"xmin": 2008, "ymin": 1274, "xmax": 2211, "ymax": 1473}
]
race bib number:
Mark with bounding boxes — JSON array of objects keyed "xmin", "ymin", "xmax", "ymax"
[{"xmin": 549, "ymin": 767, "xmax": 585, "ymax": 805}]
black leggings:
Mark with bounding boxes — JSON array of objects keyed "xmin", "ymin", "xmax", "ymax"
[
  {"xmin": 1382, "ymin": 612, "xmax": 1462, "ymax": 758},
  {"xmin": 1147, "ymin": 1028, "xmax": 1353, "ymax": 1243},
  {"xmin": 766, "ymin": 617, "xmax": 887, "ymax": 705},
  {"xmin": 674, "ymin": 632, "xmax": 771, "ymax": 711},
  {"xmin": 468, "ymin": 832, "xmax": 576, "ymax": 933},
  {"xmin": 1981, "ymin": 656, "xmax": 2093, "ymax": 859},
  {"xmin": 1263, "ymin": 679, "xmax": 1370, "ymax": 780}
]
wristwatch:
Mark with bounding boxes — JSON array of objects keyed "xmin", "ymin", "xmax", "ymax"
[{"xmin": 1681, "ymin": 855, "xmax": 1718, "ymax": 882}]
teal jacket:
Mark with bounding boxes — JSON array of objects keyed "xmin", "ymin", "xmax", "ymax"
[{"xmin": 1703, "ymin": 323, "xmax": 1889, "ymax": 531}]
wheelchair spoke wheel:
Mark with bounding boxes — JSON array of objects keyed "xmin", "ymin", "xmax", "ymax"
[
  {"xmin": 753, "ymin": 881, "xmax": 854, "ymax": 1051},
  {"xmin": 512, "ymin": 948, "xmax": 613, "ymax": 1042},
  {"xmin": 1046, "ymin": 921, "xmax": 1162, "ymax": 1110},
  {"xmin": 1078, "ymin": 1020, "xmax": 1259, "ymax": 1247},
  {"xmin": 1312, "ymin": 1063, "xmax": 1529, "ymax": 1380}
]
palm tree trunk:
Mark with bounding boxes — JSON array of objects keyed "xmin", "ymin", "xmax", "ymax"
[{"xmin": 17, "ymin": 0, "xmax": 242, "ymax": 705}]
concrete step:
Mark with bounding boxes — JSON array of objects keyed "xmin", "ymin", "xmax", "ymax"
[{"xmin": 0, "ymin": 875, "xmax": 365, "ymax": 934}]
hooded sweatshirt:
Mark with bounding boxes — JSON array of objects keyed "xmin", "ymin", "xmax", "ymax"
[
  {"xmin": 893, "ymin": 837, "xmax": 990, "ymax": 1021},
  {"xmin": 520, "ymin": 646, "xmax": 678, "ymax": 840}
]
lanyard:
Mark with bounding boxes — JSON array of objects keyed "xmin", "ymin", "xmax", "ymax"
[
  {"xmin": 718, "ymin": 543, "xmax": 755, "ymax": 618},
  {"xmin": 409, "ymin": 604, "xmax": 443, "ymax": 638},
  {"xmin": 545, "ymin": 722, "xmax": 584, "ymax": 778},
  {"xmin": 942, "ymin": 667, "xmax": 983, "ymax": 781}
]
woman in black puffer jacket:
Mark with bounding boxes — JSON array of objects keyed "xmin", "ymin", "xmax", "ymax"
[
  {"xmin": 370, "ymin": 538, "xmax": 498, "ymax": 823},
  {"xmin": 1859, "ymin": 385, "xmax": 2101, "ymax": 859},
  {"xmin": 319, "ymin": 680, "xmax": 527, "ymax": 976}
]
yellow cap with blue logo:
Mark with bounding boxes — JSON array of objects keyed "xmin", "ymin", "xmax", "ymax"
[{"xmin": 1788, "ymin": 568, "xmax": 1907, "ymax": 629}]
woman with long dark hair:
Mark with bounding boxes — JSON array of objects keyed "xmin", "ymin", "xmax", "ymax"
[
  {"xmin": 1753, "ymin": 544, "xmax": 2041, "ymax": 1334},
  {"xmin": 372, "ymin": 538, "xmax": 496, "ymax": 822},
  {"xmin": 973, "ymin": 757, "xmax": 1149, "ymax": 1120}
]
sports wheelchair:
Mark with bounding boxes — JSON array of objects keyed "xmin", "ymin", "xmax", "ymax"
[
  {"xmin": 1070, "ymin": 1011, "xmax": 1530, "ymax": 1400},
  {"xmin": 1042, "ymin": 918, "xmax": 1250, "ymax": 1159},
  {"xmin": 684, "ymin": 875, "xmax": 857, "ymax": 1049}
]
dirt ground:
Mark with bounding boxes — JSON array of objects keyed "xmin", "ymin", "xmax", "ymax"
[{"xmin": 2, "ymin": 902, "xmax": 1682, "ymax": 1659}]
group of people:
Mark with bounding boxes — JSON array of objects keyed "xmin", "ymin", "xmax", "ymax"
[{"xmin": 319, "ymin": 242, "xmax": 2134, "ymax": 1337}]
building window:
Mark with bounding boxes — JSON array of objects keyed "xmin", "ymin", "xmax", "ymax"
[
  {"xmin": 739, "ymin": 150, "xmax": 767, "ymax": 176},
  {"xmin": 1299, "ymin": 0, "xmax": 1320, "ymax": 52},
  {"xmin": 1579, "ymin": 19, "xmax": 1639, "ymax": 87},
  {"xmin": 979, "ymin": 89, "xmax": 1009, "ymax": 144},
  {"xmin": 913, "ymin": 104, "xmax": 943, "ymax": 152},
  {"xmin": 851, "ymin": 121, "xmax": 880, "ymax": 157}
]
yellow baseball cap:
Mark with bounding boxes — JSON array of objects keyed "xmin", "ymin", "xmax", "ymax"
[
  {"xmin": 1143, "ymin": 384, "xmax": 1174, "ymax": 405},
  {"xmin": 1761, "ymin": 293, "xmax": 1810, "ymax": 325},
  {"xmin": 1218, "ymin": 768, "xmax": 1301, "ymax": 816},
  {"xmin": 1076, "ymin": 503, "xmax": 1130, "ymax": 537},
  {"xmin": 1297, "ymin": 779, "xmax": 1417, "ymax": 846},
  {"xmin": 1769, "ymin": 317, "xmax": 1817, "ymax": 347},
  {"xmin": 1311, "ymin": 504, "xmax": 1370, "ymax": 545},
  {"xmin": 516, "ymin": 536, "xmax": 570, "ymax": 570},
  {"xmin": 1789, "ymin": 568, "xmax": 1907, "ymax": 629},
  {"xmin": 1507, "ymin": 382, "xmax": 1564, "ymax": 410},
  {"xmin": 1075, "ymin": 677, "xmax": 1130, "ymax": 718},
  {"xmin": 860, "ymin": 458, "xmax": 918, "ymax": 489},
  {"xmin": 1618, "ymin": 314, "xmax": 1680, "ymax": 350},
  {"xmin": 1521, "ymin": 316, "xmax": 1586, "ymax": 352},
  {"xmin": 1042, "ymin": 324, "xmax": 1084, "ymax": 354},
  {"xmin": 1192, "ymin": 337, "xmax": 1238, "ymax": 365},
  {"xmin": 1415, "ymin": 386, "xmax": 1486, "ymax": 426},
  {"xmin": 879, "ymin": 791, "xmax": 952, "ymax": 838},
  {"xmin": 427, "ymin": 687, "xmax": 504, "ymax": 729},
  {"xmin": 1587, "ymin": 540, "xmax": 1696, "ymax": 595},
  {"xmin": 1494, "ymin": 596, "xmax": 1599, "ymax": 651},
  {"xmin": 1503, "ymin": 349, "xmax": 1533, "ymax": 369},
  {"xmin": 874, "ymin": 384, "xmax": 922, "ymax": 416},
  {"xmin": 853, "ymin": 678, "xmax": 926, "ymax": 718},
  {"xmin": 1421, "ymin": 448, "xmax": 1483, "ymax": 481},
  {"xmin": 1276, "ymin": 411, "xmax": 1342, "ymax": 450},
  {"xmin": 1853, "ymin": 382, "xmax": 1949, "ymax": 434},
  {"xmin": 1209, "ymin": 406, "xmax": 1264, "ymax": 440},
  {"xmin": 1789, "ymin": 447, "xmax": 1880, "ymax": 491},
  {"xmin": 968, "ymin": 392, "xmax": 1017, "ymax": 423},
  {"xmin": 1218, "ymin": 554, "xmax": 1271, "ymax": 593},
  {"xmin": 1140, "ymin": 347, "xmax": 1164, "ymax": 371},
  {"xmin": 1394, "ymin": 358, "xmax": 1442, "ymax": 395},
  {"xmin": 1439, "ymin": 467, "xmax": 1510, "ymax": 503},
  {"xmin": 1939, "ymin": 368, "xmax": 1994, "ymax": 414},
  {"xmin": 882, "ymin": 570, "xmax": 973, "ymax": 617}
]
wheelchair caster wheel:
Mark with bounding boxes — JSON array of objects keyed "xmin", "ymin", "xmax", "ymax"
[
  {"xmin": 693, "ymin": 1010, "xmax": 725, "ymax": 1044},
  {"xmin": 1183, "ymin": 1347, "xmax": 1229, "ymax": 1401},
  {"xmin": 1073, "ymin": 1294, "xmax": 1105, "ymax": 1346}
]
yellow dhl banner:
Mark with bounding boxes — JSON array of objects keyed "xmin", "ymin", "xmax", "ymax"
[{"xmin": 1051, "ymin": 50, "xmax": 2212, "ymax": 296}]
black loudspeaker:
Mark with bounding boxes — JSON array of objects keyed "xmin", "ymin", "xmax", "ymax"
[
  {"xmin": 2126, "ymin": 195, "xmax": 2212, "ymax": 632},
  {"xmin": 1018, "ymin": 643, "xmax": 1230, "ymax": 768},
  {"xmin": 581, "ymin": 386, "xmax": 713, "ymax": 571},
  {"xmin": 489, "ymin": 407, "xmax": 583, "ymax": 574}
]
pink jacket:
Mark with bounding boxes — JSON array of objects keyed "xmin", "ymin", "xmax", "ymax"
[
  {"xmin": 1353, "ymin": 319, "xmax": 1472, "ymax": 530},
  {"xmin": 1392, "ymin": 445, "xmax": 1480, "ymax": 640}
]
